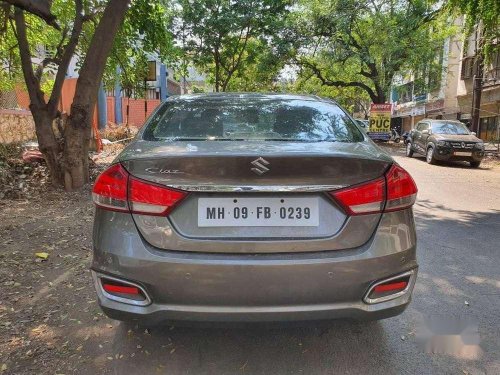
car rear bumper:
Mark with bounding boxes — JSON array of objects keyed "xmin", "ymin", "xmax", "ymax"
[
  {"xmin": 92, "ymin": 209, "xmax": 418, "ymax": 323},
  {"xmin": 94, "ymin": 274, "xmax": 414, "ymax": 324}
]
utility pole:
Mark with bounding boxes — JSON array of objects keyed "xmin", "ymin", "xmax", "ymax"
[
  {"xmin": 114, "ymin": 66, "xmax": 123, "ymax": 124},
  {"xmin": 471, "ymin": 72, "xmax": 483, "ymax": 135},
  {"xmin": 159, "ymin": 63, "xmax": 168, "ymax": 101},
  {"xmin": 471, "ymin": 29, "xmax": 484, "ymax": 136},
  {"xmin": 97, "ymin": 82, "xmax": 107, "ymax": 130}
]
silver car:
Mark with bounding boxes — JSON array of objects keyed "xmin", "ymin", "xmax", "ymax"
[{"xmin": 91, "ymin": 93, "xmax": 418, "ymax": 324}]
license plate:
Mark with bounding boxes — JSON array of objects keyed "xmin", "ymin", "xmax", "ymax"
[
  {"xmin": 454, "ymin": 152, "xmax": 472, "ymax": 156},
  {"xmin": 197, "ymin": 197, "xmax": 319, "ymax": 227}
]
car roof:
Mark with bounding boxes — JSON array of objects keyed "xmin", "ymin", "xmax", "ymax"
[
  {"xmin": 421, "ymin": 119, "xmax": 465, "ymax": 125},
  {"xmin": 166, "ymin": 92, "xmax": 336, "ymax": 104}
]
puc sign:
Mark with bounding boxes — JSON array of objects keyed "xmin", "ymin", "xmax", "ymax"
[{"xmin": 368, "ymin": 103, "xmax": 392, "ymax": 140}]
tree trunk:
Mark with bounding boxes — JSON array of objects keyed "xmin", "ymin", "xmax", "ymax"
[
  {"xmin": 372, "ymin": 93, "xmax": 386, "ymax": 104},
  {"xmin": 62, "ymin": 0, "xmax": 130, "ymax": 191},
  {"xmin": 31, "ymin": 106, "xmax": 63, "ymax": 186},
  {"xmin": 214, "ymin": 60, "xmax": 221, "ymax": 92},
  {"xmin": 63, "ymin": 105, "xmax": 91, "ymax": 189},
  {"xmin": 13, "ymin": 5, "xmax": 84, "ymax": 187}
]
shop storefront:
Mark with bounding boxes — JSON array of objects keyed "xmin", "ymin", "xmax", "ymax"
[
  {"xmin": 393, "ymin": 104, "xmax": 425, "ymax": 132},
  {"xmin": 425, "ymin": 99, "xmax": 445, "ymax": 119},
  {"xmin": 457, "ymin": 85, "xmax": 500, "ymax": 141}
]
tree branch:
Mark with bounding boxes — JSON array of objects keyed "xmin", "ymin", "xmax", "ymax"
[
  {"xmin": 298, "ymin": 58, "xmax": 380, "ymax": 102},
  {"xmin": 221, "ymin": 25, "xmax": 253, "ymax": 90},
  {"xmin": 13, "ymin": 9, "xmax": 46, "ymax": 107},
  {"xmin": 47, "ymin": 0, "xmax": 85, "ymax": 116},
  {"xmin": 3, "ymin": 0, "xmax": 60, "ymax": 30}
]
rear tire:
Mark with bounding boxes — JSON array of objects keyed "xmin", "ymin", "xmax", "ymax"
[
  {"xmin": 426, "ymin": 146, "xmax": 436, "ymax": 164},
  {"xmin": 406, "ymin": 142, "xmax": 414, "ymax": 157},
  {"xmin": 470, "ymin": 161, "xmax": 481, "ymax": 168}
]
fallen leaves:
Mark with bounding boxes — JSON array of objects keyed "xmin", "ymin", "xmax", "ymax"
[{"xmin": 35, "ymin": 252, "xmax": 49, "ymax": 260}]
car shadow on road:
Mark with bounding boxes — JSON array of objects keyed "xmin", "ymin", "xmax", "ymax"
[
  {"xmin": 102, "ymin": 319, "xmax": 401, "ymax": 375},
  {"xmin": 410, "ymin": 156, "xmax": 492, "ymax": 170}
]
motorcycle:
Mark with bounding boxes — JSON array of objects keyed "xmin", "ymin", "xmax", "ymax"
[
  {"xmin": 389, "ymin": 129, "xmax": 401, "ymax": 143},
  {"xmin": 390, "ymin": 129, "xmax": 401, "ymax": 143},
  {"xmin": 401, "ymin": 131, "xmax": 410, "ymax": 144}
]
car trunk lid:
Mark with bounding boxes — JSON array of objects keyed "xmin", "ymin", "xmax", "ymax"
[
  {"xmin": 119, "ymin": 140, "xmax": 392, "ymax": 253},
  {"xmin": 120, "ymin": 140, "xmax": 392, "ymax": 190}
]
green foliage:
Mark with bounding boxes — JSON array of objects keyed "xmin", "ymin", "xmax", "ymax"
[
  {"xmin": 448, "ymin": 0, "xmax": 499, "ymax": 59},
  {"xmin": 0, "ymin": 0, "xmax": 175, "ymax": 99},
  {"xmin": 285, "ymin": 0, "xmax": 454, "ymax": 103},
  {"xmin": 79, "ymin": 0, "xmax": 177, "ymax": 98},
  {"xmin": 224, "ymin": 38, "xmax": 286, "ymax": 92},
  {"xmin": 179, "ymin": 0, "xmax": 291, "ymax": 92},
  {"xmin": 290, "ymin": 74, "xmax": 371, "ymax": 115},
  {"xmin": 0, "ymin": 0, "xmax": 78, "ymax": 93}
]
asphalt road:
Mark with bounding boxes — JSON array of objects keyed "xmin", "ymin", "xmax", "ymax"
[
  {"xmin": 1, "ymin": 146, "xmax": 499, "ymax": 375},
  {"xmin": 97, "ymin": 148, "xmax": 500, "ymax": 375}
]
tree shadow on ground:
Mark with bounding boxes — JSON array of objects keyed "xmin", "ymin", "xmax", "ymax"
[{"xmin": 4, "ymin": 196, "xmax": 499, "ymax": 375}]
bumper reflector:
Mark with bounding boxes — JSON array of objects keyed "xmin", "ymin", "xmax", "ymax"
[
  {"xmin": 102, "ymin": 283, "xmax": 140, "ymax": 295},
  {"xmin": 92, "ymin": 272, "xmax": 151, "ymax": 306},
  {"xmin": 373, "ymin": 281, "xmax": 408, "ymax": 293},
  {"xmin": 364, "ymin": 270, "xmax": 416, "ymax": 304}
]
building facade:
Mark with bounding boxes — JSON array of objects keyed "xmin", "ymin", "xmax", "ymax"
[
  {"xmin": 390, "ymin": 18, "xmax": 499, "ymax": 141},
  {"xmin": 391, "ymin": 18, "xmax": 464, "ymax": 132},
  {"xmin": 456, "ymin": 29, "xmax": 500, "ymax": 141}
]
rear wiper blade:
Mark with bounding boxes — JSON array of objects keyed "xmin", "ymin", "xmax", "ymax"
[
  {"xmin": 322, "ymin": 137, "xmax": 352, "ymax": 142},
  {"xmin": 161, "ymin": 137, "xmax": 206, "ymax": 141},
  {"xmin": 263, "ymin": 138, "xmax": 313, "ymax": 142}
]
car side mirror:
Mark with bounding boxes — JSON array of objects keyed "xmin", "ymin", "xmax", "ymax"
[{"xmin": 471, "ymin": 131, "xmax": 476, "ymax": 136}]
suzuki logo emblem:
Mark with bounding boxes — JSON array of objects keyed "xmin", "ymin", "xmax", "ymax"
[{"xmin": 251, "ymin": 157, "xmax": 270, "ymax": 175}]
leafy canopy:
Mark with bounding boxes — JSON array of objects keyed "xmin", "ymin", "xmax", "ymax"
[
  {"xmin": 448, "ymin": 0, "xmax": 499, "ymax": 59},
  {"xmin": 285, "ymin": 0, "xmax": 453, "ymax": 103},
  {"xmin": 0, "ymin": 0, "xmax": 175, "ymax": 98},
  {"xmin": 178, "ymin": 0, "xmax": 291, "ymax": 92}
]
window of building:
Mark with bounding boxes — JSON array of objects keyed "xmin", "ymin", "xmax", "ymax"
[
  {"xmin": 484, "ymin": 51, "xmax": 500, "ymax": 81},
  {"xmin": 479, "ymin": 116, "xmax": 499, "ymax": 141},
  {"xmin": 461, "ymin": 57, "xmax": 475, "ymax": 79}
]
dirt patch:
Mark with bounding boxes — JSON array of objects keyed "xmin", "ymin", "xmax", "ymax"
[
  {"xmin": 0, "ymin": 144, "xmax": 127, "ymax": 375},
  {"xmin": 0, "ymin": 143, "xmax": 125, "ymax": 201},
  {"xmin": 0, "ymin": 189, "xmax": 103, "ymax": 374}
]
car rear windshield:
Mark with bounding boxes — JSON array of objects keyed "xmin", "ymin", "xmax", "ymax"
[
  {"xmin": 431, "ymin": 122, "xmax": 470, "ymax": 135},
  {"xmin": 142, "ymin": 98, "xmax": 364, "ymax": 142}
]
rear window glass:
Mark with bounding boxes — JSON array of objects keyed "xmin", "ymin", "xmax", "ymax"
[{"xmin": 142, "ymin": 98, "xmax": 364, "ymax": 142}]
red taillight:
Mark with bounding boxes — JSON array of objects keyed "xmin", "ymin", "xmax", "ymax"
[
  {"xmin": 330, "ymin": 178, "xmax": 385, "ymax": 215},
  {"xmin": 92, "ymin": 164, "xmax": 188, "ymax": 215},
  {"xmin": 128, "ymin": 177, "xmax": 187, "ymax": 215},
  {"xmin": 385, "ymin": 164, "xmax": 418, "ymax": 211},
  {"xmin": 92, "ymin": 164, "xmax": 129, "ymax": 212},
  {"xmin": 329, "ymin": 164, "xmax": 417, "ymax": 215}
]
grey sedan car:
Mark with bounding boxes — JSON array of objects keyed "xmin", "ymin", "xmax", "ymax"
[{"xmin": 91, "ymin": 93, "xmax": 418, "ymax": 324}]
